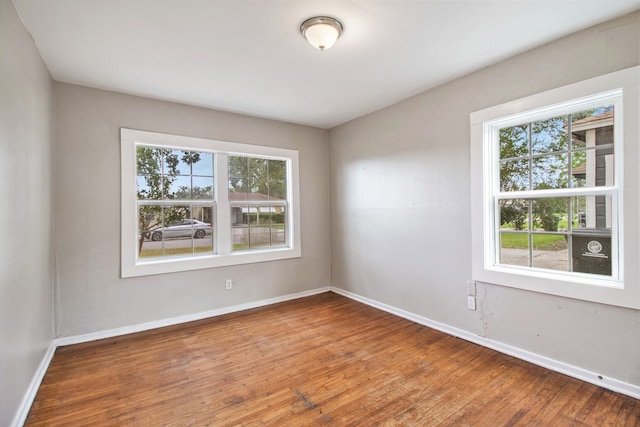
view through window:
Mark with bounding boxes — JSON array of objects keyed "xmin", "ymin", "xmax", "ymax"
[
  {"xmin": 137, "ymin": 146, "xmax": 215, "ymax": 259},
  {"xmin": 228, "ymin": 155, "xmax": 287, "ymax": 251},
  {"xmin": 496, "ymin": 105, "xmax": 617, "ymax": 277},
  {"xmin": 121, "ymin": 128, "xmax": 301, "ymax": 277}
]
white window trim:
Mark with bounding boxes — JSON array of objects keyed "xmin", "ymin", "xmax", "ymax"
[
  {"xmin": 121, "ymin": 128, "xmax": 302, "ymax": 278},
  {"xmin": 470, "ymin": 66, "xmax": 640, "ymax": 309}
]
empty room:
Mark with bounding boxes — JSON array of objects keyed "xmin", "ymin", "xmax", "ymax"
[{"xmin": 2, "ymin": 0, "xmax": 640, "ymax": 425}]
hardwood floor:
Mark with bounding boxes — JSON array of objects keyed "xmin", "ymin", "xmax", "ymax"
[{"xmin": 27, "ymin": 292, "xmax": 640, "ymax": 426}]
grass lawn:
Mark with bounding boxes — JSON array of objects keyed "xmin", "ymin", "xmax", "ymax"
[
  {"xmin": 500, "ymin": 232, "xmax": 567, "ymax": 250},
  {"xmin": 139, "ymin": 246, "xmax": 214, "ymax": 258}
]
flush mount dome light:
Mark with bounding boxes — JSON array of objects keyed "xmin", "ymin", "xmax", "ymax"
[{"xmin": 300, "ymin": 16, "xmax": 343, "ymax": 51}]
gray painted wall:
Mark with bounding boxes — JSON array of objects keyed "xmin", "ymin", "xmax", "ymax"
[
  {"xmin": 0, "ymin": 0, "xmax": 55, "ymax": 424},
  {"xmin": 329, "ymin": 12, "xmax": 640, "ymax": 385},
  {"xmin": 54, "ymin": 83, "xmax": 331, "ymax": 337}
]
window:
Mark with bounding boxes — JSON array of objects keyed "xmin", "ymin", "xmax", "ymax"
[
  {"xmin": 121, "ymin": 129, "xmax": 301, "ymax": 277},
  {"xmin": 228, "ymin": 155, "xmax": 288, "ymax": 251},
  {"xmin": 470, "ymin": 66, "xmax": 640, "ymax": 309},
  {"xmin": 496, "ymin": 101, "xmax": 619, "ymax": 277},
  {"xmin": 136, "ymin": 146, "xmax": 215, "ymax": 259}
]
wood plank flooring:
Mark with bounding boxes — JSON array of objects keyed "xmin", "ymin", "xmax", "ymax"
[{"xmin": 27, "ymin": 292, "xmax": 640, "ymax": 426}]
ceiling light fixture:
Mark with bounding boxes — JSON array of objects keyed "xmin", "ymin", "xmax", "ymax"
[{"xmin": 300, "ymin": 16, "xmax": 343, "ymax": 51}]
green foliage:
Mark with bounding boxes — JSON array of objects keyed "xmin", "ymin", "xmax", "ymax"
[
  {"xmin": 500, "ymin": 199, "xmax": 527, "ymax": 230},
  {"xmin": 229, "ymin": 156, "xmax": 286, "ymax": 199},
  {"xmin": 174, "ymin": 185, "xmax": 213, "ymax": 199},
  {"xmin": 243, "ymin": 212, "xmax": 285, "ymax": 224},
  {"xmin": 498, "ymin": 109, "xmax": 599, "ymax": 193},
  {"xmin": 531, "ymin": 184, "xmax": 567, "ymax": 231}
]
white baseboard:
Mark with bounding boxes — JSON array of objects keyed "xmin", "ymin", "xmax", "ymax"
[
  {"xmin": 55, "ymin": 286, "xmax": 331, "ymax": 347},
  {"xmin": 330, "ymin": 286, "xmax": 640, "ymax": 400},
  {"xmin": 11, "ymin": 341, "xmax": 56, "ymax": 427}
]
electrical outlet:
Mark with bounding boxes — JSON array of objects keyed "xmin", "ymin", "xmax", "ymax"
[
  {"xmin": 466, "ymin": 280, "xmax": 476, "ymax": 296},
  {"xmin": 467, "ymin": 295, "xmax": 476, "ymax": 311},
  {"xmin": 225, "ymin": 279, "xmax": 232, "ymax": 290}
]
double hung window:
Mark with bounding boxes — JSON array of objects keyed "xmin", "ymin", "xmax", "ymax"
[
  {"xmin": 121, "ymin": 129, "xmax": 301, "ymax": 277},
  {"xmin": 470, "ymin": 66, "xmax": 640, "ymax": 309},
  {"xmin": 496, "ymin": 100, "xmax": 619, "ymax": 277}
]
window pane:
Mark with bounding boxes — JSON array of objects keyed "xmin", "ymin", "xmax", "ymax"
[
  {"xmin": 180, "ymin": 151, "xmax": 203, "ymax": 175},
  {"xmin": 231, "ymin": 205, "xmax": 287, "ymax": 251},
  {"xmin": 499, "ymin": 199, "xmax": 529, "ymax": 231},
  {"xmin": 572, "ymin": 195, "xmax": 611, "ymax": 230},
  {"xmin": 570, "ymin": 150, "xmax": 587, "ymax": 188},
  {"xmin": 136, "ymin": 146, "xmax": 162, "ymax": 200},
  {"xmin": 138, "ymin": 147, "xmax": 215, "ymax": 202},
  {"xmin": 268, "ymin": 160, "xmax": 287, "ymax": 200},
  {"xmin": 271, "ymin": 206, "xmax": 286, "ymax": 246},
  {"xmin": 532, "ymin": 234, "xmax": 569, "ymax": 272},
  {"xmin": 249, "ymin": 207, "xmax": 271, "ymax": 249},
  {"xmin": 248, "ymin": 158, "xmax": 267, "ymax": 199},
  {"xmin": 229, "ymin": 156, "xmax": 248, "ymax": 179},
  {"xmin": 137, "ymin": 174, "xmax": 161, "ymax": 200},
  {"xmin": 232, "ymin": 205, "xmax": 249, "ymax": 251},
  {"xmin": 532, "ymin": 197, "xmax": 568, "ymax": 232},
  {"xmin": 269, "ymin": 159, "xmax": 286, "ymax": 181},
  {"xmin": 571, "ymin": 230, "xmax": 612, "ymax": 276},
  {"xmin": 140, "ymin": 205, "xmax": 196, "ymax": 258},
  {"xmin": 531, "ymin": 153, "xmax": 568, "ymax": 190},
  {"xmin": 137, "ymin": 147, "xmax": 162, "ymax": 175},
  {"xmin": 163, "ymin": 149, "xmax": 186, "ymax": 175},
  {"xmin": 269, "ymin": 180, "xmax": 287, "ymax": 200},
  {"xmin": 531, "ymin": 115, "xmax": 568, "ymax": 154},
  {"xmin": 192, "ymin": 206, "xmax": 215, "ymax": 255},
  {"xmin": 192, "ymin": 176, "xmax": 214, "ymax": 200},
  {"xmin": 139, "ymin": 205, "xmax": 214, "ymax": 258},
  {"xmin": 500, "ymin": 125, "xmax": 528, "ymax": 160},
  {"xmin": 499, "ymin": 232, "xmax": 529, "ymax": 267},
  {"xmin": 138, "ymin": 205, "xmax": 162, "ymax": 259},
  {"xmin": 229, "ymin": 178, "xmax": 248, "ymax": 200},
  {"xmin": 570, "ymin": 147, "xmax": 614, "ymax": 188},
  {"xmin": 166, "ymin": 175, "xmax": 191, "ymax": 199},
  {"xmin": 499, "ymin": 158, "xmax": 529, "ymax": 192},
  {"xmin": 571, "ymin": 106, "xmax": 614, "ymax": 149},
  {"xmin": 164, "ymin": 149, "xmax": 204, "ymax": 176},
  {"xmin": 191, "ymin": 152, "xmax": 213, "ymax": 176}
]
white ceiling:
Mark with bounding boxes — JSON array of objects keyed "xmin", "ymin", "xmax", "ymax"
[{"xmin": 12, "ymin": 0, "xmax": 640, "ymax": 129}]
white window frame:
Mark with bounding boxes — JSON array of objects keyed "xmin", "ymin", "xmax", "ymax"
[
  {"xmin": 470, "ymin": 66, "xmax": 640, "ymax": 309},
  {"xmin": 121, "ymin": 129, "xmax": 301, "ymax": 278}
]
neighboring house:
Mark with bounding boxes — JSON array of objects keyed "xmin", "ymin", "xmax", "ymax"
[{"xmin": 228, "ymin": 191, "xmax": 285, "ymax": 225}]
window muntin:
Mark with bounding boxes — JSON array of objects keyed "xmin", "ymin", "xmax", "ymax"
[
  {"xmin": 493, "ymin": 101, "xmax": 619, "ymax": 279},
  {"xmin": 121, "ymin": 129, "xmax": 301, "ymax": 277}
]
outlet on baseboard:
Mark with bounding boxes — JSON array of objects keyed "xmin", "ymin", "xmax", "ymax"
[{"xmin": 225, "ymin": 279, "xmax": 232, "ymax": 290}]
